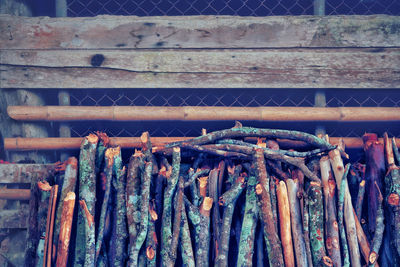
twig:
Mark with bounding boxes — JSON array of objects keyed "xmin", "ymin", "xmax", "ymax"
[
  {"xmin": 338, "ymin": 164, "xmax": 350, "ymax": 267},
  {"xmin": 369, "ymin": 182, "xmax": 385, "ymax": 266},
  {"xmin": 254, "ymin": 149, "xmax": 284, "ymax": 266},
  {"xmin": 79, "ymin": 199, "xmax": 95, "ymax": 267},
  {"xmin": 276, "ymin": 180, "xmax": 295, "ymax": 267},
  {"xmin": 355, "ymin": 180, "xmax": 366, "ymax": 221},
  {"xmin": 166, "ymin": 126, "xmax": 335, "ymax": 150},
  {"xmin": 287, "ymin": 178, "xmax": 309, "ymax": 266},
  {"xmin": 161, "ymin": 147, "xmax": 180, "ymax": 266}
]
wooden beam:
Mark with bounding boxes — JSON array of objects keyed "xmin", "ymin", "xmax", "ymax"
[
  {"xmin": 1, "ymin": 48, "xmax": 399, "ymax": 88},
  {"xmin": 4, "ymin": 137, "xmax": 400, "ymax": 151},
  {"xmin": 0, "ymin": 188, "xmax": 30, "ymax": 200},
  {"xmin": 1, "ymin": 15, "xmax": 399, "ymax": 49},
  {"xmin": 0, "ymin": 164, "xmax": 55, "ymax": 183},
  {"xmin": 7, "ymin": 106, "xmax": 400, "ymax": 122},
  {"xmin": 0, "ymin": 208, "xmax": 29, "ymax": 228}
]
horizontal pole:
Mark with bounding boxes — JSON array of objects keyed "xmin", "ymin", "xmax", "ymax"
[
  {"xmin": 5, "ymin": 137, "xmax": 400, "ymax": 151},
  {"xmin": 7, "ymin": 106, "xmax": 400, "ymax": 122},
  {"xmin": 0, "ymin": 188, "xmax": 30, "ymax": 200}
]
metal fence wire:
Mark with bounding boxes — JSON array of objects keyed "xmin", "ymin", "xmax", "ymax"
[
  {"xmin": 67, "ymin": 0, "xmax": 400, "ymax": 17},
  {"xmin": 65, "ymin": 89, "xmax": 400, "ymax": 140}
]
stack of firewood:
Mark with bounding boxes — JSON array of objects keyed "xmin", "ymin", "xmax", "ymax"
[{"xmin": 31, "ymin": 125, "xmax": 400, "ymax": 267}]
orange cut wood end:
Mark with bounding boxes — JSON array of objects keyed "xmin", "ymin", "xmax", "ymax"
[
  {"xmin": 388, "ymin": 193, "xmax": 400, "ymax": 206},
  {"xmin": 227, "ymin": 165, "xmax": 235, "ymax": 175},
  {"xmin": 67, "ymin": 157, "xmax": 78, "ymax": 169},
  {"xmin": 146, "ymin": 246, "xmax": 155, "ymax": 260},
  {"xmin": 105, "ymin": 147, "xmax": 120, "ymax": 167},
  {"xmin": 149, "ymin": 203, "xmax": 158, "ymax": 221},
  {"xmin": 37, "ymin": 181, "xmax": 52, "ymax": 191},
  {"xmin": 255, "ymin": 184, "xmax": 263, "ymax": 195},
  {"xmin": 64, "ymin": 192, "xmax": 75, "ymax": 201},
  {"xmin": 202, "ymin": 197, "xmax": 213, "ymax": 211},
  {"xmin": 369, "ymin": 251, "xmax": 378, "ymax": 264},
  {"xmin": 323, "ymin": 256, "xmax": 333, "ymax": 267},
  {"xmin": 256, "ymin": 138, "xmax": 266, "ymax": 148},
  {"xmin": 360, "ymin": 180, "xmax": 366, "ymax": 187},
  {"xmin": 96, "ymin": 131, "xmax": 110, "ymax": 146},
  {"xmin": 140, "ymin": 131, "xmax": 150, "ymax": 143},
  {"xmin": 86, "ymin": 133, "xmax": 99, "ymax": 144},
  {"xmin": 173, "ymin": 146, "xmax": 180, "ymax": 153},
  {"xmin": 201, "ymin": 128, "xmax": 207, "ymax": 136},
  {"xmin": 198, "ymin": 176, "xmax": 208, "ymax": 187}
]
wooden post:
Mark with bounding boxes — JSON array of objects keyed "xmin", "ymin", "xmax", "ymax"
[
  {"xmin": 58, "ymin": 90, "xmax": 71, "ymax": 161},
  {"xmin": 314, "ymin": 0, "xmax": 326, "ymax": 16}
]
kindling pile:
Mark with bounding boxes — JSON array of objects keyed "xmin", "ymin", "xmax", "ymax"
[{"xmin": 29, "ymin": 125, "xmax": 400, "ymax": 267}]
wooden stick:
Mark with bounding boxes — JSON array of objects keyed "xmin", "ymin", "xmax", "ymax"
[
  {"xmin": 329, "ymin": 143, "xmax": 361, "ymax": 267},
  {"xmin": 56, "ymin": 192, "xmax": 75, "ymax": 267},
  {"xmin": 320, "ymin": 156, "xmax": 342, "ymax": 267},
  {"xmin": 47, "ymin": 184, "xmax": 58, "ymax": 267},
  {"xmin": 8, "ymin": 105, "xmax": 400, "ymax": 122},
  {"xmin": 43, "ymin": 184, "xmax": 54, "ymax": 267},
  {"xmin": 5, "ymin": 136, "xmax": 400, "ymax": 150},
  {"xmin": 237, "ymin": 170, "xmax": 258, "ymax": 266},
  {"xmin": 276, "ymin": 180, "xmax": 295, "ymax": 267},
  {"xmin": 355, "ymin": 180, "xmax": 366, "ymax": 221},
  {"xmin": 0, "ymin": 188, "xmax": 30, "ymax": 200},
  {"xmin": 254, "ymin": 149, "xmax": 284, "ymax": 266},
  {"xmin": 286, "ymin": 178, "xmax": 309, "ymax": 267},
  {"xmin": 353, "ymin": 209, "xmax": 380, "ymax": 267}
]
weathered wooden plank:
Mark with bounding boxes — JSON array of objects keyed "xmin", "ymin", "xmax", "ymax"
[
  {"xmin": 0, "ymin": 15, "xmax": 399, "ymax": 49},
  {"xmin": 1, "ymin": 64, "xmax": 398, "ymax": 88},
  {"xmin": 0, "ymin": 164, "xmax": 55, "ymax": 183},
  {"xmin": 0, "ymin": 208, "xmax": 29, "ymax": 228},
  {"xmin": 2, "ymin": 48, "xmax": 399, "ymax": 73}
]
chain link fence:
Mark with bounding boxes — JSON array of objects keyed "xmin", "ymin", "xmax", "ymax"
[
  {"xmin": 67, "ymin": 0, "xmax": 400, "ymax": 17},
  {"xmin": 62, "ymin": 89, "xmax": 400, "ymax": 140}
]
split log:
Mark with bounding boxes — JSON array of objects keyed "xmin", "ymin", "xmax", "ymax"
[
  {"xmin": 185, "ymin": 196, "xmax": 213, "ymax": 267},
  {"xmin": 237, "ymin": 169, "xmax": 258, "ymax": 266},
  {"xmin": 126, "ymin": 150, "xmax": 145, "ymax": 264},
  {"xmin": 385, "ymin": 137, "xmax": 400, "ymax": 258},
  {"xmin": 161, "ymin": 147, "xmax": 180, "ymax": 266},
  {"xmin": 369, "ymin": 182, "xmax": 384, "ymax": 266},
  {"xmin": 320, "ymin": 156, "xmax": 341, "ymax": 267},
  {"xmin": 254, "ymin": 149, "xmax": 284, "ymax": 266},
  {"xmin": 95, "ymin": 148, "xmax": 116, "ymax": 262},
  {"xmin": 75, "ymin": 134, "xmax": 98, "ymax": 266},
  {"xmin": 130, "ymin": 161, "xmax": 152, "ymax": 266},
  {"xmin": 216, "ymin": 165, "xmax": 245, "ymax": 267},
  {"xmin": 353, "ymin": 209, "xmax": 380, "ymax": 267},
  {"xmin": 329, "ymin": 145, "xmax": 361, "ymax": 267},
  {"xmin": 363, "ymin": 133, "xmax": 385, "ymax": 236},
  {"xmin": 110, "ymin": 152, "xmax": 128, "ymax": 267},
  {"xmin": 43, "ymin": 184, "xmax": 58, "ymax": 267},
  {"xmin": 208, "ymin": 166, "xmax": 222, "ymax": 262},
  {"xmin": 286, "ymin": 178, "xmax": 309, "ymax": 267},
  {"xmin": 145, "ymin": 202, "xmax": 158, "ymax": 267},
  {"xmin": 35, "ymin": 181, "xmax": 52, "ymax": 267},
  {"xmin": 355, "ymin": 180, "xmax": 366, "ymax": 221},
  {"xmin": 53, "ymin": 157, "xmax": 78, "ymax": 262},
  {"xmin": 308, "ymin": 181, "xmax": 327, "ymax": 266},
  {"xmin": 276, "ymin": 180, "xmax": 295, "ymax": 267},
  {"xmin": 179, "ymin": 202, "xmax": 195, "ymax": 266},
  {"xmin": 56, "ymin": 192, "xmax": 75, "ymax": 267},
  {"xmin": 78, "ymin": 200, "xmax": 95, "ymax": 267}
]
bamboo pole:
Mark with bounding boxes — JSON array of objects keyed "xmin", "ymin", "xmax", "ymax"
[
  {"xmin": 8, "ymin": 106, "xmax": 400, "ymax": 122},
  {"xmin": 0, "ymin": 188, "xmax": 30, "ymax": 200},
  {"xmin": 5, "ymin": 136, "xmax": 400, "ymax": 151}
]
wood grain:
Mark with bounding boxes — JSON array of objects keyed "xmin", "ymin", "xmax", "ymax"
[{"xmin": 1, "ymin": 15, "xmax": 399, "ymax": 49}]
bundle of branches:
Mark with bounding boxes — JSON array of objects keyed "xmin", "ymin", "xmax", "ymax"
[{"xmin": 33, "ymin": 125, "xmax": 400, "ymax": 267}]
